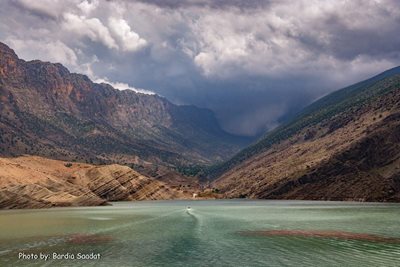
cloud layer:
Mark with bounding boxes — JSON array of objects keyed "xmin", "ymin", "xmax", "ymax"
[{"xmin": 1, "ymin": 0, "xmax": 399, "ymax": 135}]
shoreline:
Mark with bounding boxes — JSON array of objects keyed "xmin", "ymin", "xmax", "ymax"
[{"xmin": 2, "ymin": 198, "xmax": 400, "ymax": 211}]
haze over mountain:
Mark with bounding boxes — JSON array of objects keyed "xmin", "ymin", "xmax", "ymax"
[
  {"xmin": 1, "ymin": 0, "xmax": 399, "ymax": 136},
  {"xmin": 211, "ymin": 67, "xmax": 400, "ymax": 202},
  {"xmin": 0, "ymin": 42, "xmax": 249, "ymax": 169}
]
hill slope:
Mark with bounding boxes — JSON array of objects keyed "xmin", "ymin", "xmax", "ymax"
[
  {"xmin": 213, "ymin": 67, "xmax": 400, "ymax": 201},
  {"xmin": 0, "ymin": 42, "xmax": 249, "ymax": 169},
  {"xmin": 0, "ymin": 156, "xmax": 191, "ymax": 209}
]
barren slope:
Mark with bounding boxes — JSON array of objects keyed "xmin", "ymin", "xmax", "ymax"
[
  {"xmin": 214, "ymin": 69, "xmax": 400, "ymax": 202},
  {"xmin": 0, "ymin": 156, "xmax": 190, "ymax": 209}
]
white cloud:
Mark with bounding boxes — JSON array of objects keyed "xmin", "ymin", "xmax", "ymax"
[
  {"xmin": 15, "ymin": 0, "xmax": 68, "ymax": 18},
  {"xmin": 6, "ymin": 38, "xmax": 78, "ymax": 66},
  {"xmin": 184, "ymin": 0, "xmax": 400, "ymax": 79},
  {"xmin": 62, "ymin": 12, "xmax": 118, "ymax": 50},
  {"xmin": 94, "ymin": 77, "xmax": 155, "ymax": 95},
  {"xmin": 77, "ymin": 0, "xmax": 98, "ymax": 15},
  {"xmin": 108, "ymin": 18, "xmax": 147, "ymax": 52},
  {"xmin": 60, "ymin": 11, "xmax": 147, "ymax": 52}
]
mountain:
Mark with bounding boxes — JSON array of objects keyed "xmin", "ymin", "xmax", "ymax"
[
  {"xmin": 0, "ymin": 42, "xmax": 249, "ymax": 170},
  {"xmin": 211, "ymin": 66, "xmax": 400, "ymax": 201},
  {"xmin": 0, "ymin": 155, "xmax": 190, "ymax": 209}
]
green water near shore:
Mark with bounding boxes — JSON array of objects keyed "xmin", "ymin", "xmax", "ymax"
[{"xmin": 1, "ymin": 200, "xmax": 400, "ymax": 266}]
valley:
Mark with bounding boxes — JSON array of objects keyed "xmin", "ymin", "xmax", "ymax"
[{"xmin": 1, "ymin": 41, "xmax": 400, "ymax": 208}]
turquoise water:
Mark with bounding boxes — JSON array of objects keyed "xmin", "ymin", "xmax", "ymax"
[{"xmin": 0, "ymin": 200, "xmax": 400, "ymax": 266}]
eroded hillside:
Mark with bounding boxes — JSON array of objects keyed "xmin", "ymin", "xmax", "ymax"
[
  {"xmin": 213, "ymin": 69, "xmax": 400, "ymax": 202},
  {"xmin": 0, "ymin": 156, "xmax": 191, "ymax": 209}
]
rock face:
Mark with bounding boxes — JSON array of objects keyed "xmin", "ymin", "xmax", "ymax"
[
  {"xmin": 0, "ymin": 156, "xmax": 190, "ymax": 209},
  {"xmin": 212, "ymin": 67, "xmax": 400, "ymax": 202},
  {"xmin": 0, "ymin": 42, "xmax": 249, "ymax": 169}
]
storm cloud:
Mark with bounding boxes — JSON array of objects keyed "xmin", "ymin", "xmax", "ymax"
[{"xmin": 1, "ymin": 0, "xmax": 399, "ymax": 135}]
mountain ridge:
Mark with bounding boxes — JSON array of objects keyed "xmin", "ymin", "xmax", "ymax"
[
  {"xmin": 0, "ymin": 41, "xmax": 250, "ymax": 171},
  {"xmin": 206, "ymin": 66, "xmax": 400, "ymax": 179},
  {"xmin": 212, "ymin": 66, "xmax": 400, "ymax": 201}
]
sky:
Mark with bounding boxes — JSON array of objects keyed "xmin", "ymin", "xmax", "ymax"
[{"xmin": 0, "ymin": 0, "xmax": 399, "ymax": 136}]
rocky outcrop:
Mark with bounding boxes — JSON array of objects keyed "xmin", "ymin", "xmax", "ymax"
[{"xmin": 0, "ymin": 156, "xmax": 190, "ymax": 209}]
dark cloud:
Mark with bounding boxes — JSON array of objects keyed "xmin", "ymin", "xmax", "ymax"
[
  {"xmin": 294, "ymin": 11, "xmax": 400, "ymax": 61},
  {"xmin": 121, "ymin": 0, "xmax": 272, "ymax": 9},
  {"xmin": 1, "ymin": 0, "xmax": 400, "ymax": 136}
]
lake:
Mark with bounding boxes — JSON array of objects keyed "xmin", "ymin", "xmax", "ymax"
[{"xmin": 1, "ymin": 200, "xmax": 400, "ymax": 266}]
